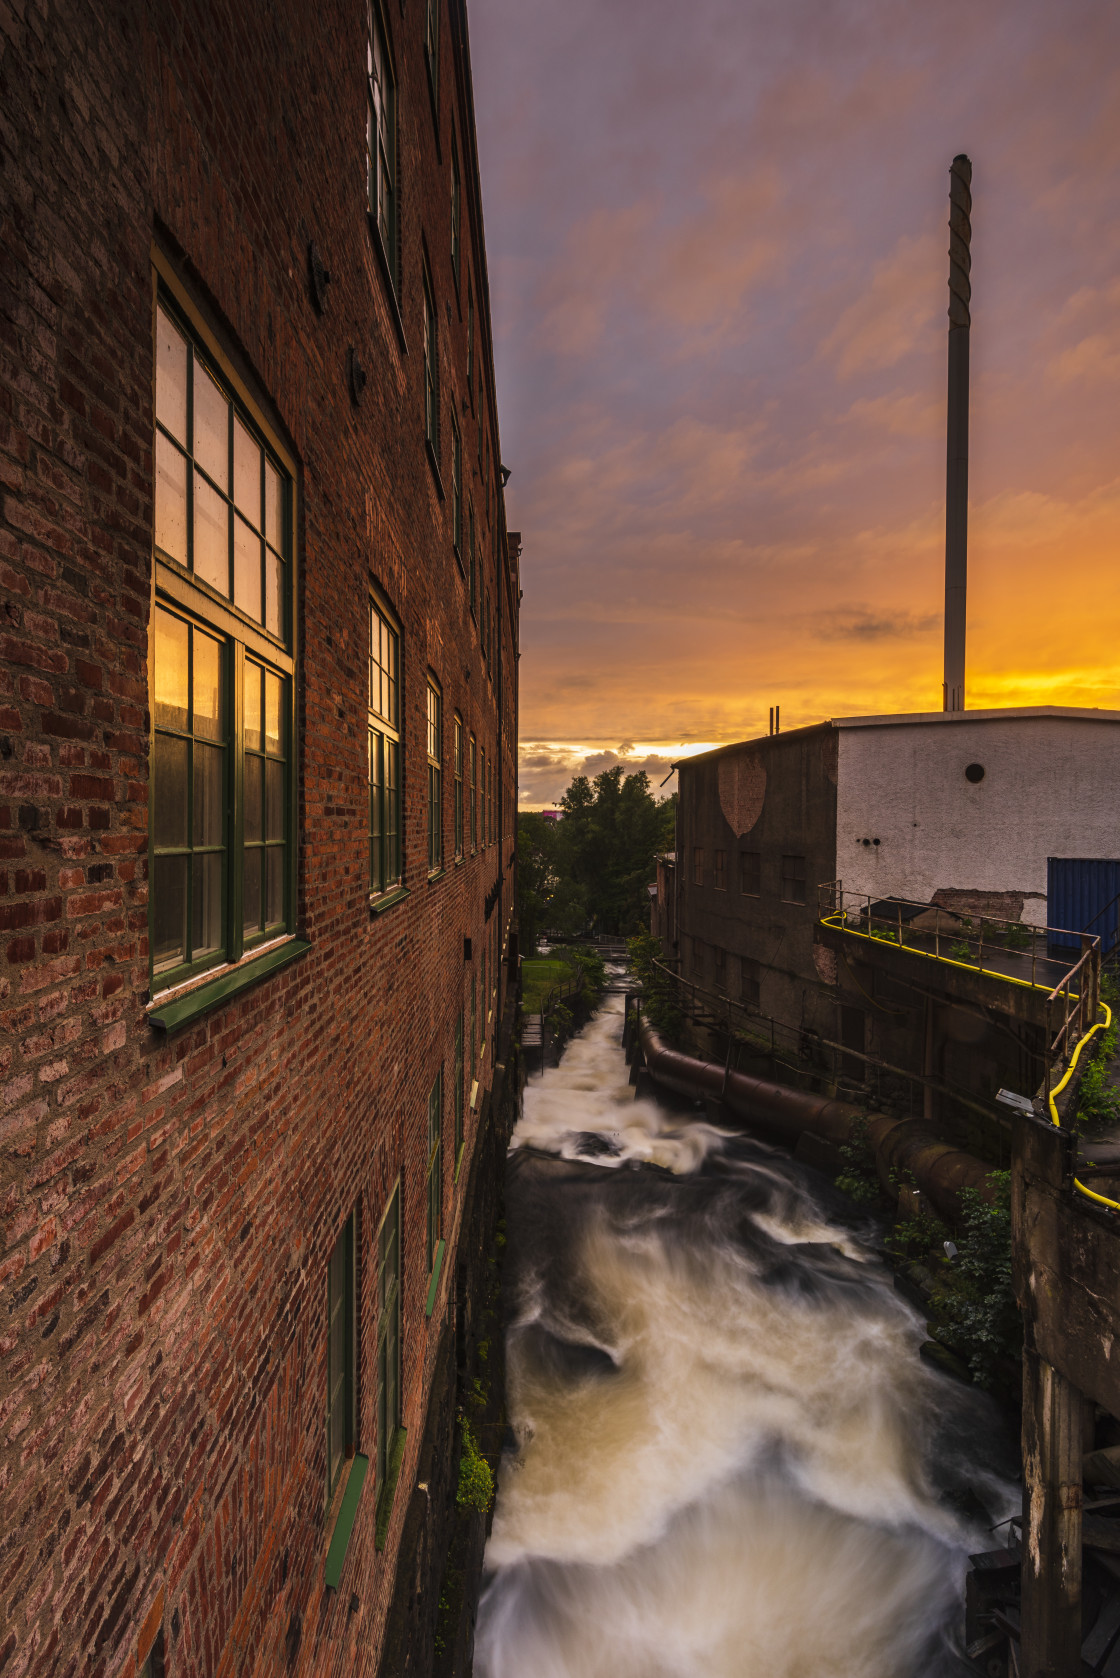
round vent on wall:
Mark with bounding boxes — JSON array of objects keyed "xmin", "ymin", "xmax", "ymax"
[{"xmin": 964, "ymin": 763, "xmax": 985, "ymax": 783}]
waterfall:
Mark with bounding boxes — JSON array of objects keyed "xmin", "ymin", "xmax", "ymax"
[{"xmin": 474, "ymin": 985, "xmax": 1015, "ymax": 1678}]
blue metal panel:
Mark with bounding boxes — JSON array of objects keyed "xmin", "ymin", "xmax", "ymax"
[{"xmin": 1047, "ymin": 858, "xmax": 1120, "ymax": 954}]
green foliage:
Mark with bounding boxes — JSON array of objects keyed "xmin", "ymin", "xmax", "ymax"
[
  {"xmin": 869, "ymin": 926, "xmax": 899, "ymax": 945},
  {"xmin": 520, "ymin": 768, "xmax": 675, "ymax": 939},
  {"xmin": 884, "ymin": 1199, "xmax": 948, "ymax": 1259},
  {"xmin": 1077, "ymin": 1019, "xmax": 1120, "ymax": 1132},
  {"xmin": 571, "ymin": 943, "xmax": 607, "ymax": 1006},
  {"xmin": 627, "ymin": 932, "xmax": 685, "ymax": 1042},
  {"xmin": 1002, "ymin": 921, "xmax": 1031, "ymax": 951},
  {"xmin": 834, "ymin": 1116, "xmax": 880, "ymax": 1205},
  {"xmin": 949, "ymin": 940, "xmax": 972, "ymax": 960},
  {"xmin": 457, "ymin": 1416, "xmax": 494, "ymax": 1514},
  {"xmin": 521, "ymin": 953, "xmax": 580, "ymax": 1014},
  {"xmin": 931, "ymin": 1171, "xmax": 1019, "ymax": 1389}
]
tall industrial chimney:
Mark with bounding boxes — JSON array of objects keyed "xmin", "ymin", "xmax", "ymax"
[{"xmin": 942, "ymin": 154, "xmax": 971, "ymax": 713}]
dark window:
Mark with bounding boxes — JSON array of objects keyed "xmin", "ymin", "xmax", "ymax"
[
  {"xmin": 780, "ymin": 854, "xmax": 807, "ymax": 906},
  {"xmin": 713, "ymin": 945, "xmax": 727, "ymax": 990},
  {"xmin": 427, "ymin": 678, "xmax": 443, "ymax": 873},
  {"xmin": 366, "ymin": 2, "xmax": 397, "ymax": 287},
  {"xmin": 468, "ymin": 501, "xmax": 477, "ymax": 616},
  {"xmin": 840, "ymin": 1005, "xmax": 865, "ymax": 1083},
  {"xmin": 369, "ymin": 599, "xmax": 402, "ymax": 894},
  {"xmin": 151, "ymin": 294, "xmax": 294, "ymax": 991},
  {"xmin": 453, "ymin": 715, "xmax": 463, "ymax": 858},
  {"xmin": 450, "ymin": 135, "xmax": 461, "ymax": 285},
  {"xmin": 376, "ymin": 1188, "xmax": 401, "ymax": 1499},
  {"xmin": 691, "ymin": 935, "xmax": 704, "ymax": 976},
  {"xmin": 739, "ymin": 850, "xmax": 761, "ymax": 897},
  {"xmin": 424, "ymin": 0, "xmax": 440, "ymax": 101},
  {"xmin": 453, "ymin": 1011, "xmax": 464, "ymax": 1161},
  {"xmin": 423, "ymin": 271, "xmax": 439, "ymax": 456},
  {"xmin": 427, "ymin": 1070, "xmax": 443, "ymax": 1270},
  {"xmin": 740, "ymin": 957, "xmax": 761, "ymax": 1011},
  {"xmin": 451, "ymin": 415, "xmax": 462, "ymax": 555},
  {"xmin": 467, "ymin": 287, "xmax": 474, "ymax": 385},
  {"xmin": 469, "ymin": 734, "xmax": 478, "ymax": 851},
  {"xmin": 693, "ymin": 846, "xmax": 703, "ymax": 887},
  {"xmin": 327, "ymin": 1212, "xmax": 356, "ymax": 1499},
  {"xmin": 713, "ymin": 849, "xmax": 726, "ymax": 890}
]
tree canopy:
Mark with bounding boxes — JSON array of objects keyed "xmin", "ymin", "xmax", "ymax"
[{"xmin": 517, "ymin": 767, "xmax": 675, "ymax": 947}]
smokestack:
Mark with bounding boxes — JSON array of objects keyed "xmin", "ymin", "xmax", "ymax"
[{"xmin": 943, "ymin": 154, "xmax": 971, "ymax": 713}]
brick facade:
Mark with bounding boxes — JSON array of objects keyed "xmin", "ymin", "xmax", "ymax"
[{"xmin": 0, "ymin": 0, "xmax": 519, "ymax": 1673}]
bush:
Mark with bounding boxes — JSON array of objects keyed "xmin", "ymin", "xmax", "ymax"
[
  {"xmin": 931, "ymin": 1171, "xmax": 1019, "ymax": 1389},
  {"xmin": 627, "ymin": 933, "xmax": 685, "ymax": 1042},
  {"xmin": 834, "ymin": 1116, "xmax": 880, "ymax": 1205},
  {"xmin": 1077, "ymin": 1018, "xmax": 1120, "ymax": 1131},
  {"xmin": 457, "ymin": 1417, "xmax": 494, "ymax": 1513}
]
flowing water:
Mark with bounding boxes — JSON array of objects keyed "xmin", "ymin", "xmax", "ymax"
[{"xmin": 474, "ymin": 986, "xmax": 1016, "ymax": 1678}]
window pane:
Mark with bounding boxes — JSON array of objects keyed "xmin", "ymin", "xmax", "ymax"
[
  {"xmin": 245, "ymin": 664, "xmax": 262, "ymax": 752},
  {"xmin": 264, "ymin": 460, "xmax": 283, "ymax": 546},
  {"xmin": 192, "ymin": 852, "xmax": 223, "ymax": 958},
  {"xmin": 192, "ymin": 631, "xmax": 223, "ymax": 740},
  {"xmin": 193, "ymin": 361, "xmax": 229, "ymax": 490},
  {"xmin": 194, "ymin": 470, "xmax": 229, "ymax": 595},
  {"xmin": 193, "ymin": 742, "xmax": 224, "ymax": 846},
  {"xmin": 233, "ymin": 416, "xmax": 261, "ymax": 527},
  {"xmin": 154, "ymin": 609, "xmax": 189, "ymax": 731},
  {"xmin": 265, "ymin": 758, "xmax": 284, "ymax": 840},
  {"xmin": 153, "ymin": 854, "xmax": 188, "ymax": 971},
  {"xmin": 385, "ymin": 738, "xmax": 400, "ymax": 883},
  {"xmin": 265, "ymin": 549, "xmax": 283, "ymax": 639},
  {"xmin": 264, "ymin": 672, "xmax": 282, "ymax": 754},
  {"xmin": 155, "ymin": 306, "xmax": 188, "ymax": 443},
  {"xmin": 154, "ymin": 431, "xmax": 187, "ymax": 564},
  {"xmin": 154, "ymin": 734, "xmax": 189, "ymax": 848},
  {"xmin": 245, "ymin": 756, "xmax": 263, "ymax": 842},
  {"xmin": 234, "ymin": 514, "xmax": 262, "ymax": 622},
  {"xmin": 266, "ymin": 846, "xmax": 285, "ymax": 925},
  {"xmin": 243, "ymin": 847, "xmax": 262, "ymax": 933}
]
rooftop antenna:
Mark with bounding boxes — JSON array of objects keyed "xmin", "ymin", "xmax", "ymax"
[{"xmin": 943, "ymin": 154, "xmax": 971, "ymax": 713}]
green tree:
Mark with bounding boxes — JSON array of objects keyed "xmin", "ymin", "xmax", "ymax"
[{"xmin": 554, "ymin": 767, "xmax": 675, "ymax": 937}]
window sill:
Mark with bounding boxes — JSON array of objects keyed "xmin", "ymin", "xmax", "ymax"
[
  {"xmin": 427, "ymin": 867, "xmax": 446, "ymax": 885},
  {"xmin": 147, "ymin": 937, "xmax": 311, "ymax": 1033},
  {"xmin": 375, "ymin": 1428, "xmax": 408, "ymax": 1552},
  {"xmin": 425, "ymin": 1239, "xmax": 446, "ymax": 1318},
  {"xmin": 453, "ymin": 1141, "xmax": 466, "ymax": 1184},
  {"xmin": 426, "ymin": 437, "xmax": 445, "ymax": 501},
  {"xmin": 325, "ymin": 1452, "xmax": 369, "ymax": 1589},
  {"xmin": 366, "ymin": 214, "xmax": 407, "ymax": 355},
  {"xmin": 369, "ymin": 885, "xmax": 410, "ymax": 917}
]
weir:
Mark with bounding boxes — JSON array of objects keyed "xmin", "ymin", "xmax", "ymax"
[{"xmin": 476, "ymin": 984, "xmax": 1015, "ymax": 1677}]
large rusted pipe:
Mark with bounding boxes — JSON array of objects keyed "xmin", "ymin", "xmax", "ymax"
[{"xmin": 637, "ymin": 1017, "xmax": 996, "ymax": 1221}]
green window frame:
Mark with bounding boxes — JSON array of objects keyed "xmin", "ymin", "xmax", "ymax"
[
  {"xmin": 469, "ymin": 733, "xmax": 477, "ymax": 853},
  {"xmin": 327, "ymin": 1211, "xmax": 357, "ymax": 1501},
  {"xmin": 427, "ymin": 677, "xmax": 442, "ymax": 874},
  {"xmin": 451, "ymin": 415, "xmax": 462, "ymax": 557},
  {"xmin": 423, "ymin": 270, "xmax": 439, "ymax": 458},
  {"xmin": 781, "ymin": 853, "xmax": 807, "ymax": 906},
  {"xmin": 468, "ymin": 501, "xmax": 477, "ymax": 618},
  {"xmin": 376, "ymin": 1187, "xmax": 401, "ymax": 1499},
  {"xmin": 150, "ymin": 283, "xmax": 295, "ymax": 994},
  {"xmin": 471, "ymin": 966, "xmax": 477, "ymax": 1065},
  {"xmin": 426, "ymin": 1070, "xmax": 443, "ymax": 1272},
  {"xmin": 453, "ymin": 1012, "xmax": 464, "ymax": 1162},
  {"xmin": 453, "ymin": 714, "xmax": 463, "ymax": 859},
  {"xmin": 369, "ymin": 598, "xmax": 402, "ymax": 896},
  {"xmin": 367, "ymin": 0, "xmax": 398, "ymax": 289}
]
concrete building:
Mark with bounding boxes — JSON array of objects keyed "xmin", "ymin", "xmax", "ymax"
[
  {"xmin": 0, "ymin": 2, "xmax": 517, "ymax": 1675},
  {"xmin": 661, "ymin": 707, "xmax": 1120, "ymax": 1132}
]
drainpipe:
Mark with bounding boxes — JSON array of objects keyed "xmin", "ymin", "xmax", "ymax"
[{"xmin": 636, "ymin": 1017, "xmax": 996, "ymax": 1222}]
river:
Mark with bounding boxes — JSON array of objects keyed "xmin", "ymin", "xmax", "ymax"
[{"xmin": 473, "ymin": 986, "xmax": 1016, "ymax": 1678}]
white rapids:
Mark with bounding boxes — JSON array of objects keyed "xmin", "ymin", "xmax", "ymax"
[{"xmin": 473, "ymin": 986, "xmax": 1015, "ymax": 1678}]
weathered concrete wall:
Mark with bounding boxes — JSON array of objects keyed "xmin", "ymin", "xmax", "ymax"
[{"xmin": 835, "ymin": 709, "xmax": 1120, "ymax": 921}]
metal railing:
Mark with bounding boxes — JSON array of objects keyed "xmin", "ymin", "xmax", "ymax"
[{"xmin": 818, "ymin": 881, "xmax": 1102, "ymax": 1099}]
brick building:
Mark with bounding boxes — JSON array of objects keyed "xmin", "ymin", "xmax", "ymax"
[{"xmin": 0, "ymin": 0, "xmax": 518, "ymax": 1674}]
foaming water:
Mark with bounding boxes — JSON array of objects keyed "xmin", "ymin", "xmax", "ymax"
[{"xmin": 475, "ymin": 988, "xmax": 1015, "ymax": 1678}]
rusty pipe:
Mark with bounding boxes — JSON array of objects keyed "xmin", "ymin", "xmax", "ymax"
[{"xmin": 637, "ymin": 1017, "xmax": 995, "ymax": 1221}]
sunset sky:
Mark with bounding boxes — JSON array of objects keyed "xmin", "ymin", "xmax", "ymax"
[{"xmin": 469, "ymin": 0, "xmax": 1120, "ymax": 807}]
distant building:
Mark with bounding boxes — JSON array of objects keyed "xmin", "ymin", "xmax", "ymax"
[
  {"xmin": 540, "ymin": 808, "xmax": 563, "ymax": 822},
  {"xmin": 658, "ymin": 707, "xmax": 1120, "ymax": 1133}
]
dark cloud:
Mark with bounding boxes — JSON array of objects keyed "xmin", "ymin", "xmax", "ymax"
[{"xmin": 817, "ymin": 610, "xmax": 940, "ymax": 642}]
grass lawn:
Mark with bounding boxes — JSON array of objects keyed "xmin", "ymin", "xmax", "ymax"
[{"xmin": 521, "ymin": 954, "xmax": 581, "ymax": 1015}]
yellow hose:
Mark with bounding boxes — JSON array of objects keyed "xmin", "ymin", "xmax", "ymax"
[{"xmin": 1049, "ymin": 1000, "xmax": 1119, "ymax": 1212}]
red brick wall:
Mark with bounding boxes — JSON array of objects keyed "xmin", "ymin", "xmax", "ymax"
[{"xmin": 0, "ymin": 0, "xmax": 518, "ymax": 1673}]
